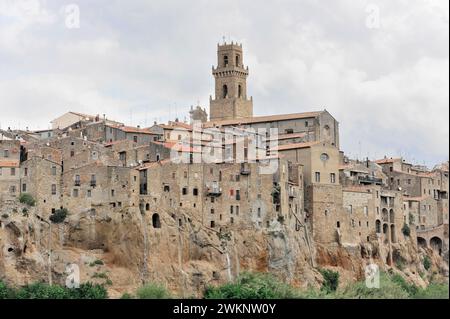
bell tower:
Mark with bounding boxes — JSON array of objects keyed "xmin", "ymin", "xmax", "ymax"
[{"xmin": 209, "ymin": 42, "xmax": 253, "ymax": 121}]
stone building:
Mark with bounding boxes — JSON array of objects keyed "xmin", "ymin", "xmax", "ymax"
[{"xmin": 0, "ymin": 140, "xmax": 21, "ymax": 202}]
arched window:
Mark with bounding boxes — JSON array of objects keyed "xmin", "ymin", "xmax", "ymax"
[
  {"xmin": 152, "ymin": 213, "xmax": 161, "ymax": 228},
  {"xmin": 238, "ymin": 85, "xmax": 242, "ymax": 98},
  {"xmin": 222, "ymin": 85, "xmax": 228, "ymax": 99},
  {"xmin": 389, "ymin": 209, "xmax": 395, "ymax": 223},
  {"xmin": 375, "ymin": 220, "xmax": 381, "ymax": 233},
  {"xmin": 390, "ymin": 224, "xmax": 396, "ymax": 243},
  {"xmin": 235, "ymin": 55, "xmax": 240, "ymax": 66},
  {"xmin": 145, "ymin": 203, "xmax": 150, "ymax": 211},
  {"xmin": 223, "ymin": 55, "xmax": 228, "ymax": 66}
]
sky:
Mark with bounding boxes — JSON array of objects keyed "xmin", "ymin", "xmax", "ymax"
[{"xmin": 0, "ymin": 0, "xmax": 448, "ymax": 167}]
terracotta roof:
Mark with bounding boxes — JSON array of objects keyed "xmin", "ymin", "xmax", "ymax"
[
  {"xmin": 137, "ymin": 159, "xmax": 171, "ymax": 170},
  {"xmin": 203, "ymin": 111, "xmax": 324, "ymax": 128},
  {"xmin": 0, "ymin": 160, "xmax": 20, "ymax": 168},
  {"xmin": 274, "ymin": 141, "xmax": 321, "ymax": 151},
  {"xmin": 374, "ymin": 158, "xmax": 402, "ymax": 164}
]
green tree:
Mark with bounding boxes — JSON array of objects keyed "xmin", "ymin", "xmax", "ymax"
[
  {"xmin": 319, "ymin": 269, "xmax": 340, "ymax": 293},
  {"xmin": 49, "ymin": 208, "xmax": 68, "ymax": 224},
  {"xmin": 19, "ymin": 193, "xmax": 36, "ymax": 206}
]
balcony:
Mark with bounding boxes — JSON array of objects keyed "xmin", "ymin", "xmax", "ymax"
[
  {"xmin": 289, "ymin": 188, "xmax": 297, "ymax": 198},
  {"xmin": 206, "ymin": 182, "xmax": 222, "ymax": 197},
  {"xmin": 240, "ymin": 163, "xmax": 251, "ymax": 175},
  {"xmin": 74, "ymin": 181, "xmax": 81, "ymax": 187},
  {"xmin": 90, "ymin": 181, "xmax": 97, "ymax": 187},
  {"xmin": 358, "ymin": 175, "xmax": 383, "ymax": 185}
]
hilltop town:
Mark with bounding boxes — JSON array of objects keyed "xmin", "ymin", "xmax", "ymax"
[{"xmin": 0, "ymin": 42, "xmax": 448, "ymax": 297}]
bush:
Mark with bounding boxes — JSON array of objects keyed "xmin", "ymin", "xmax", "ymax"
[
  {"xmin": 69, "ymin": 282, "xmax": 108, "ymax": 299},
  {"xmin": 335, "ymin": 272, "xmax": 409, "ymax": 299},
  {"xmin": 120, "ymin": 292, "xmax": 134, "ymax": 299},
  {"xmin": 1, "ymin": 214, "xmax": 9, "ymax": 219},
  {"xmin": 0, "ymin": 281, "xmax": 13, "ymax": 299},
  {"xmin": 319, "ymin": 269, "xmax": 340, "ymax": 293},
  {"xmin": 204, "ymin": 272, "xmax": 295, "ymax": 299},
  {"xmin": 413, "ymin": 283, "xmax": 449, "ymax": 299},
  {"xmin": 90, "ymin": 259, "xmax": 104, "ymax": 266},
  {"xmin": 402, "ymin": 224, "xmax": 411, "ymax": 237},
  {"xmin": 136, "ymin": 283, "xmax": 171, "ymax": 299},
  {"xmin": 391, "ymin": 274, "xmax": 418, "ymax": 296},
  {"xmin": 423, "ymin": 256, "xmax": 432, "ymax": 271},
  {"xmin": 19, "ymin": 193, "xmax": 36, "ymax": 206},
  {"xmin": 14, "ymin": 282, "xmax": 70, "ymax": 299},
  {"xmin": 49, "ymin": 208, "xmax": 68, "ymax": 224}
]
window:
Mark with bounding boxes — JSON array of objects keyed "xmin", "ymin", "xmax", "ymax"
[
  {"xmin": 87, "ymin": 190, "xmax": 92, "ymax": 198},
  {"xmin": 3, "ymin": 150, "xmax": 9, "ymax": 158},
  {"xmin": 236, "ymin": 190, "xmax": 241, "ymax": 200},
  {"xmin": 51, "ymin": 184, "xmax": 56, "ymax": 195},
  {"xmin": 9, "ymin": 186, "xmax": 16, "ymax": 193},
  {"xmin": 285, "ymin": 129, "xmax": 294, "ymax": 134},
  {"xmin": 211, "ymin": 208, "xmax": 215, "ymax": 214},
  {"xmin": 70, "ymin": 150, "xmax": 75, "ymax": 157},
  {"xmin": 230, "ymin": 189, "xmax": 234, "ymax": 197},
  {"xmin": 320, "ymin": 153, "xmax": 329, "ymax": 161},
  {"xmin": 348, "ymin": 205, "xmax": 353, "ymax": 214},
  {"xmin": 337, "ymin": 221, "xmax": 340, "ymax": 228},
  {"xmin": 182, "ymin": 187, "xmax": 188, "ymax": 195},
  {"xmin": 10, "ymin": 168, "xmax": 15, "ymax": 176},
  {"xmin": 210, "ymin": 221, "xmax": 215, "ymax": 228},
  {"xmin": 223, "ymin": 55, "xmax": 228, "ymax": 66},
  {"xmin": 133, "ymin": 136, "xmax": 138, "ymax": 143},
  {"xmin": 111, "ymin": 189, "xmax": 115, "ymax": 197},
  {"xmin": 193, "ymin": 188, "xmax": 198, "ymax": 196},
  {"xmin": 315, "ymin": 172, "xmax": 321, "ymax": 183},
  {"xmin": 364, "ymin": 206, "xmax": 368, "ymax": 217},
  {"xmin": 51, "ymin": 166, "xmax": 56, "ymax": 176},
  {"xmin": 152, "ymin": 214, "xmax": 161, "ymax": 228},
  {"xmin": 22, "ymin": 184, "xmax": 27, "ymax": 192},
  {"xmin": 330, "ymin": 173, "xmax": 336, "ymax": 183},
  {"xmin": 75, "ymin": 175, "xmax": 80, "ymax": 186},
  {"xmin": 73, "ymin": 189, "xmax": 79, "ymax": 197},
  {"xmin": 238, "ymin": 85, "xmax": 242, "ymax": 98},
  {"xmin": 236, "ymin": 206, "xmax": 239, "ymax": 215},
  {"xmin": 235, "ymin": 54, "xmax": 240, "ymax": 66},
  {"xmin": 90, "ymin": 175, "xmax": 96, "ymax": 187},
  {"xmin": 24, "ymin": 168, "xmax": 28, "ymax": 176},
  {"xmin": 230, "ymin": 206, "xmax": 234, "ymax": 214},
  {"xmin": 222, "ymin": 85, "xmax": 228, "ymax": 98},
  {"xmin": 305, "ymin": 121, "xmax": 309, "ymax": 127}
]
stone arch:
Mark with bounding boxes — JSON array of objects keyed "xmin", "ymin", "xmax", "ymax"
[
  {"xmin": 389, "ymin": 209, "xmax": 395, "ymax": 223},
  {"xmin": 382, "ymin": 208, "xmax": 389, "ymax": 222},
  {"xmin": 430, "ymin": 236, "xmax": 443, "ymax": 255},
  {"xmin": 390, "ymin": 224, "xmax": 396, "ymax": 243},
  {"xmin": 417, "ymin": 237, "xmax": 427, "ymax": 248},
  {"xmin": 383, "ymin": 223, "xmax": 389, "ymax": 244},
  {"xmin": 152, "ymin": 213, "xmax": 161, "ymax": 229},
  {"xmin": 375, "ymin": 219, "xmax": 381, "ymax": 233},
  {"xmin": 238, "ymin": 84, "xmax": 242, "ymax": 98}
]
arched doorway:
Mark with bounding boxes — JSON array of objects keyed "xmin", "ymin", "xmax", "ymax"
[
  {"xmin": 375, "ymin": 220, "xmax": 381, "ymax": 233},
  {"xmin": 152, "ymin": 213, "xmax": 161, "ymax": 228},
  {"xmin": 389, "ymin": 209, "xmax": 395, "ymax": 223},
  {"xmin": 390, "ymin": 224, "xmax": 396, "ymax": 243},
  {"xmin": 222, "ymin": 85, "xmax": 228, "ymax": 98},
  {"xmin": 430, "ymin": 237, "xmax": 443, "ymax": 255},
  {"xmin": 382, "ymin": 208, "xmax": 389, "ymax": 222},
  {"xmin": 417, "ymin": 237, "xmax": 427, "ymax": 248},
  {"xmin": 383, "ymin": 223, "xmax": 389, "ymax": 244}
]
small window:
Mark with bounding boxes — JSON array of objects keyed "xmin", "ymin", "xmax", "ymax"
[
  {"xmin": 223, "ymin": 55, "xmax": 228, "ymax": 66},
  {"xmin": 182, "ymin": 187, "xmax": 188, "ymax": 195},
  {"xmin": 235, "ymin": 54, "xmax": 240, "ymax": 66},
  {"xmin": 24, "ymin": 167, "xmax": 28, "ymax": 176},
  {"xmin": 51, "ymin": 184, "xmax": 56, "ymax": 195},
  {"xmin": 22, "ymin": 184, "xmax": 27, "ymax": 192},
  {"xmin": 305, "ymin": 121, "xmax": 309, "ymax": 127},
  {"xmin": 193, "ymin": 188, "xmax": 198, "ymax": 196},
  {"xmin": 330, "ymin": 173, "xmax": 336, "ymax": 183},
  {"xmin": 315, "ymin": 172, "xmax": 321, "ymax": 183}
]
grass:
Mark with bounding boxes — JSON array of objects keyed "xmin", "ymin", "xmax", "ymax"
[{"xmin": 136, "ymin": 283, "xmax": 171, "ymax": 299}]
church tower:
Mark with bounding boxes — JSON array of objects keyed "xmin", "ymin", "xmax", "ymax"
[{"xmin": 209, "ymin": 42, "xmax": 253, "ymax": 121}]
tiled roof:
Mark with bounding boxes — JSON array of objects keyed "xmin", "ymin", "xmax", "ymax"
[
  {"xmin": 203, "ymin": 111, "xmax": 323, "ymax": 128},
  {"xmin": 0, "ymin": 160, "xmax": 20, "ymax": 168},
  {"xmin": 374, "ymin": 158, "xmax": 402, "ymax": 164}
]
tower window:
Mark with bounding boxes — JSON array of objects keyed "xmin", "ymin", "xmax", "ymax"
[
  {"xmin": 222, "ymin": 85, "xmax": 228, "ymax": 98},
  {"xmin": 223, "ymin": 55, "xmax": 228, "ymax": 66},
  {"xmin": 238, "ymin": 84, "xmax": 242, "ymax": 98},
  {"xmin": 236, "ymin": 55, "xmax": 240, "ymax": 66}
]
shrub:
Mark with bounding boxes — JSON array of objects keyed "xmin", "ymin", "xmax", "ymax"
[
  {"xmin": 22, "ymin": 207, "xmax": 29, "ymax": 216},
  {"xmin": 413, "ymin": 283, "xmax": 449, "ymax": 299},
  {"xmin": 90, "ymin": 259, "xmax": 104, "ymax": 266},
  {"xmin": 391, "ymin": 274, "xmax": 418, "ymax": 296},
  {"xmin": 0, "ymin": 281, "xmax": 13, "ymax": 299},
  {"xmin": 319, "ymin": 269, "xmax": 340, "ymax": 293},
  {"xmin": 121, "ymin": 292, "xmax": 134, "ymax": 299},
  {"xmin": 204, "ymin": 272, "xmax": 295, "ymax": 299},
  {"xmin": 69, "ymin": 282, "xmax": 108, "ymax": 299},
  {"xmin": 336, "ymin": 272, "xmax": 409, "ymax": 299},
  {"xmin": 14, "ymin": 282, "xmax": 70, "ymax": 299},
  {"xmin": 49, "ymin": 208, "xmax": 68, "ymax": 224},
  {"xmin": 19, "ymin": 193, "xmax": 36, "ymax": 206},
  {"xmin": 423, "ymin": 256, "xmax": 432, "ymax": 271},
  {"xmin": 401, "ymin": 223, "xmax": 411, "ymax": 237},
  {"xmin": 92, "ymin": 272, "xmax": 108, "ymax": 279},
  {"xmin": 1, "ymin": 214, "xmax": 9, "ymax": 219},
  {"xmin": 136, "ymin": 283, "xmax": 171, "ymax": 299}
]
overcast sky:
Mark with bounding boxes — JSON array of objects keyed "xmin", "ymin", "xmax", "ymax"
[{"xmin": 0, "ymin": 0, "xmax": 448, "ymax": 167}]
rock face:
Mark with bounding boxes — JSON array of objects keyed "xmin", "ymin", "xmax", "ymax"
[{"xmin": 0, "ymin": 203, "xmax": 447, "ymax": 297}]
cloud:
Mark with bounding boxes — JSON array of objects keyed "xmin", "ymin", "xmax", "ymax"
[{"xmin": 0, "ymin": 0, "xmax": 448, "ymax": 166}]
